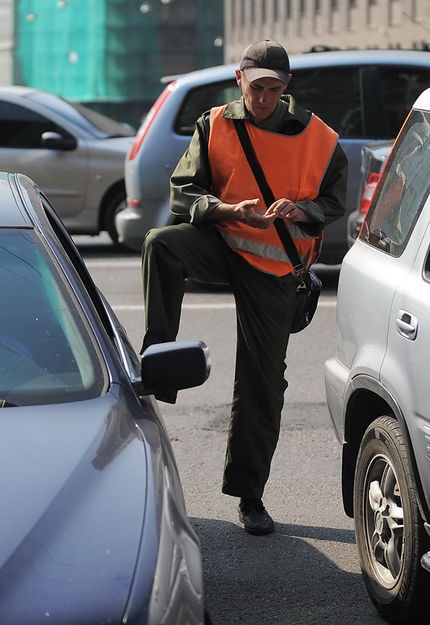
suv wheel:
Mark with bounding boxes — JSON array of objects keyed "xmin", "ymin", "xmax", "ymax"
[{"xmin": 354, "ymin": 415, "xmax": 429, "ymax": 624}]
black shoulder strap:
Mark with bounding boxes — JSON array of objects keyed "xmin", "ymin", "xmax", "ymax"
[{"xmin": 233, "ymin": 119, "xmax": 304, "ymax": 274}]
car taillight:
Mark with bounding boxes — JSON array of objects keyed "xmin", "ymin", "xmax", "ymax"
[
  {"xmin": 127, "ymin": 81, "xmax": 177, "ymax": 161},
  {"xmin": 359, "ymin": 172, "xmax": 381, "ymax": 215}
]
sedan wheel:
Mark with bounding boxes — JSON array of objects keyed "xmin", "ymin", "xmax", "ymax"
[
  {"xmin": 103, "ymin": 188, "xmax": 126, "ymax": 246},
  {"xmin": 354, "ymin": 415, "xmax": 429, "ymax": 624}
]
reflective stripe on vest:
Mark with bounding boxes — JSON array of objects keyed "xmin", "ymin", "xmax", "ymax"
[{"xmin": 208, "ymin": 105, "xmax": 338, "ymax": 276}]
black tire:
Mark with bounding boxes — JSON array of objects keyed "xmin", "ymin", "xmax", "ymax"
[
  {"xmin": 103, "ymin": 187, "xmax": 126, "ymax": 245},
  {"xmin": 354, "ymin": 415, "xmax": 429, "ymax": 624}
]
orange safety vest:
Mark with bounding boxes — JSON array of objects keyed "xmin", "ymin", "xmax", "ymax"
[{"xmin": 208, "ymin": 105, "xmax": 339, "ymax": 276}]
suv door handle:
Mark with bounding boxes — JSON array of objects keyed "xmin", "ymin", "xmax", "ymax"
[{"xmin": 396, "ymin": 310, "xmax": 418, "ymax": 340}]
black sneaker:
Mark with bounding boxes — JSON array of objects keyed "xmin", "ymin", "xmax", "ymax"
[{"xmin": 238, "ymin": 498, "xmax": 274, "ymax": 535}]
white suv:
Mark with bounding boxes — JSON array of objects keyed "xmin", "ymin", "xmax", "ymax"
[
  {"xmin": 325, "ymin": 88, "xmax": 430, "ymax": 623},
  {"xmin": 118, "ymin": 49, "xmax": 430, "ymax": 263}
]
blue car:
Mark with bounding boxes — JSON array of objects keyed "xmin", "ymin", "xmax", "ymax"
[{"xmin": 0, "ymin": 172, "xmax": 212, "ymax": 624}]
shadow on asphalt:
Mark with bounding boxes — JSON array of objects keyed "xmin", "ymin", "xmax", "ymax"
[{"xmin": 192, "ymin": 517, "xmax": 385, "ymax": 625}]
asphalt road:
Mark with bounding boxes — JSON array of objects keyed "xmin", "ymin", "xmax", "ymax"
[{"xmin": 76, "ymin": 235, "xmax": 387, "ymax": 625}]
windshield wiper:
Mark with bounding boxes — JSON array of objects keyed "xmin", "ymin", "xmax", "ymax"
[{"xmin": 0, "ymin": 398, "xmax": 17, "ymax": 408}]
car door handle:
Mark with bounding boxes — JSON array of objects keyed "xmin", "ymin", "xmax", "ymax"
[{"xmin": 396, "ymin": 310, "xmax": 418, "ymax": 340}]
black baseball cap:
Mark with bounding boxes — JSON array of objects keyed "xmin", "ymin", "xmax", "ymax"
[{"xmin": 239, "ymin": 40, "xmax": 290, "ymax": 84}]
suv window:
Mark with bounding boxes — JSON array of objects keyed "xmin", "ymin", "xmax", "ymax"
[
  {"xmin": 359, "ymin": 108, "xmax": 430, "ymax": 256},
  {"xmin": 287, "ymin": 66, "xmax": 363, "ymax": 138},
  {"xmin": 175, "ymin": 79, "xmax": 241, "ymax": 135},
  {"xmin": 0, "ymin": 101, "xmax": 74, "ymax": 148},
  {"xmin": 379, "ymin": 65, "xmax": 430, "ymax": 136}
]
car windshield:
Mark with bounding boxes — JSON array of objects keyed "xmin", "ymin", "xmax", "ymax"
[
  {"xmin": 28, "ymin": 91, "xmax": 136, "ymax": 138},
  {"xmin": 0, "ymin": 230, "xmax": 108, "ymax": 406},
  {"xmin": 360, "ymin": 108, "xmax": 430, "ymax": 256},
  {"xmin": 72, "ymin": 101, "xmax": 136, "ymax": 137}
]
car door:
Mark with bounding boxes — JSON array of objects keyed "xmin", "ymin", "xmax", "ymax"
[
  {"xmin": 339, "ymin": 107, "xmax": 429, "ymax": 377},
  {"xmin": 377, "ymin": 121, "xmax": 430, "ymax": 510},
  {"xmin": 0, "ymin": 98, "xmax": 91, "ymax": 221},
  {"xmin": 381, "ymin": 222, "xmax": 430, "ymax": 512}
]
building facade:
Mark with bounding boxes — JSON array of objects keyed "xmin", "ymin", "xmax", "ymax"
[
  {"xmin": 0, "ymin": 0, "xmax": 14, "ymax": 85},
  {"xmin": 224, "ymin": 0, "xmax": 430, "ymax": 62}
]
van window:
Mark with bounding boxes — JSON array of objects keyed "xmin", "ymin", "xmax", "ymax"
[
  {"xmin": 175, "ymin": 79, "xmax": 241, "ymax": 135},
  {"xmin": 287, "ymin": 66, "xmax": 363, "ymax": 138}
]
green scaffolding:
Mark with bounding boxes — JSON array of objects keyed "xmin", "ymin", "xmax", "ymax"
[{"xmin": 15, "ymin": 0, "xmax": 162, "ymax": 102}]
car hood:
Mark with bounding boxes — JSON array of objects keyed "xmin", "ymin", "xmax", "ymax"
[{"xmin": 0, "ymin": 389, "xmax": 150, "ymax": 624}]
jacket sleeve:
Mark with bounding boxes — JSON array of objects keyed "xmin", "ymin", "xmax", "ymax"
[
  {"xmin": 170, "ymin": 111, "xmax": 222, "ymax": 223},
  {"xmin": 296, "ymin": 142, "xmax": 349, "ymax": 232}
]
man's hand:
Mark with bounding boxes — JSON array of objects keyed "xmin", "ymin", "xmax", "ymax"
[
  {"xmin": 235, "ymin": 199, "xmax": 278, "ymax": 228},
  {"xmin": 265, "ymin": 198, "xmax": 310, "ymax": 223},
  {"xmin": 211, "ymin": 199, "xmax": 277, "ymax": 229},
  {"xmin": 210, "ymin": 197, "xmax": 310, "ymax": 228}
]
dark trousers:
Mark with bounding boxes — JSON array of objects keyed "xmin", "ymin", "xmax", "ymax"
[{"xmin": 141, "ymin": 223, "xmax": 297, "ymax": 499}]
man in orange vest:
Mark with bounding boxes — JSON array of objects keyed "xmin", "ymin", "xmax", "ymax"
[{"xmin": 141, "ymin": 40, "xmax": 348, "ymax": 535}]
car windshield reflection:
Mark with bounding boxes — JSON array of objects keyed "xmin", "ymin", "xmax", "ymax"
[{"xmin": 0, "ymin": 230, "xmax": 107, "ymax": 406}]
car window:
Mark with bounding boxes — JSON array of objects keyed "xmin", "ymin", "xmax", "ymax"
[
  {"xmin": 379, "ymin": 65, "xmax": 430, "ymax": 137},
  {"xmin": 359, "ymin": 108, "xmax": 430, "ymax": 256},
  {"xmin": 0, "ymin": 101, "xmax": 74, "ymax": 148},
  {"xmin": 287, "ymin": 66, "xmax": 363, "ymax": 138},
  {"xmin": 42, "ymin": 195, "xmax": 116, "ymax": 338},
  {"xmin": 174, "ymin": 79, "xmax": 241, "ymax": 135},
  {"xmin": 0, "ymin": 229, "xmax": 108, "ymax": 405},
  {"xmin": 42, "ymin": 197, "xmax": 141, "ymax": 381}
]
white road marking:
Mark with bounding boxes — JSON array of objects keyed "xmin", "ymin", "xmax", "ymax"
[{"xmin": 112, "ymin": 299, "xmax": 336, "ymax": 311}]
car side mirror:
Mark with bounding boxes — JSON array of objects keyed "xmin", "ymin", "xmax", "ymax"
[
  {"xmin": 140, "ymin": 339, "xmax": 211, "ymax": 395},
  {"xmin": 41, "ymin": 131, "xmax": 77, "ymax": 151}
]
